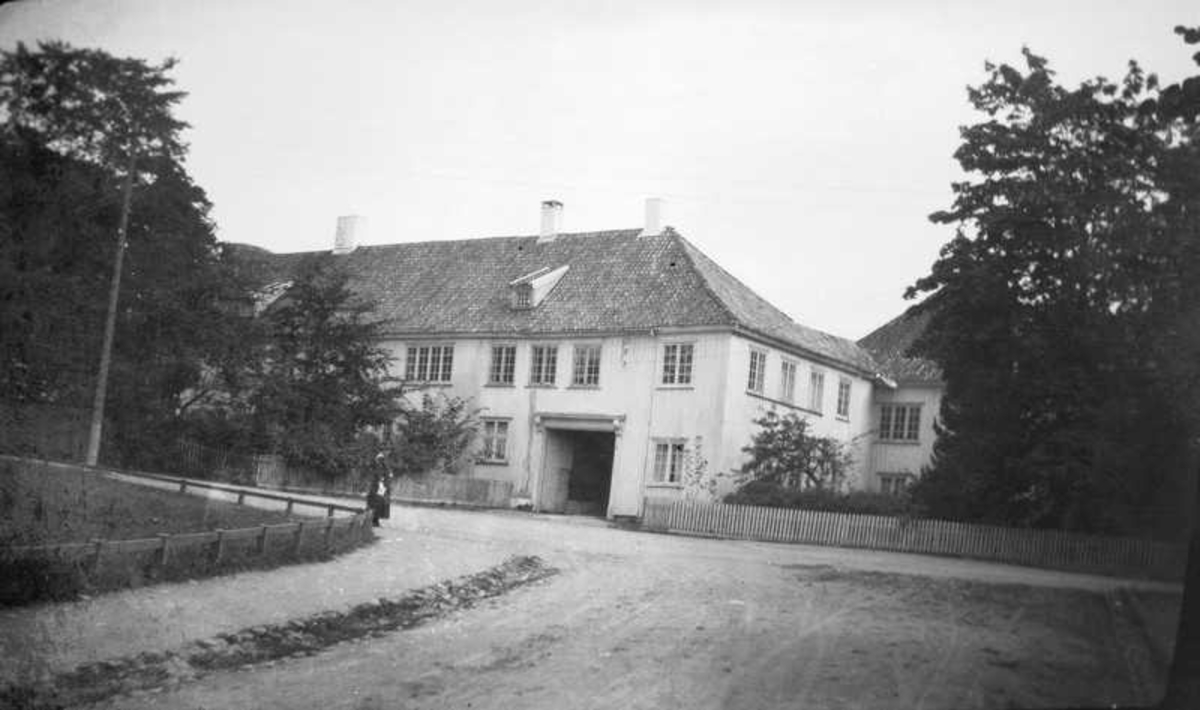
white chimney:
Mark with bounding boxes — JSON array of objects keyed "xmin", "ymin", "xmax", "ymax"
[
  {"xmin": 333, "ymin": 215, "xmax": 364, "ymax": 255},
  {"xmin": 640, "ymin": 197, "xmax": 665, "ymax": 237},
  {"xmin": 538, "ymin": 200, "xmax": 563, "ymax": 243}
]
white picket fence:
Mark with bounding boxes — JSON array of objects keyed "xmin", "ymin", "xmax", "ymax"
[{"xmin": 642, "ymin": 498, "xmax": 1187, "ymax": 580}]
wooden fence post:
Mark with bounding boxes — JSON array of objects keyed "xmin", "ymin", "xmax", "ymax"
[
  {"xmin": 292, "ymin": 522, "xmax": 304, "ymax": 556},
  {"xmin": 157, "ymin": 533, "xmax": 171, "ymax": 568},
  {"xmin": 178, "ymin": 480, "xmax": 187, "ymax": 493},
  {"xmin": 286, "ymin": 499, "xmax": 294, "ymax": 515},
  {"xmin": 214, "ymin": 529, "xmax": 226, "ymax": 564},
  {"xmin": 324, "ymin": 518, "xmax": 334, "ymax": 551},
  {"xmin": 90, "ymin": 538, "xmax": 104, "ymax": 576},
  {"xmin": 257, "ymin": 524, "xmax": 269, "ymax": 555},
  {"xmin": 237, "ymin": 491, "xmax": 246, "ymax": 505},
  {"xmin": 327, "ymin": 505, "xmax": 335, "ymax": 518}
]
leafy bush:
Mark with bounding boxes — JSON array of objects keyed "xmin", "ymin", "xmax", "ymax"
[
  {"xmin": 724, "ymin": 480, "xmax": 915, "ymax": 517},
  {"xmin": 739, "ymin": 411, "xmax": 853, "ymax": 491}
]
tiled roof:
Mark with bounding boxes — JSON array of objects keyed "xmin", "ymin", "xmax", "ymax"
[
  {"xmin": 857, "ymin": 303, "xmax": 943, "ymax": 385},
  {"xmin": 227, "ymin": 229, "xmax": 880, "ymax": 375}
]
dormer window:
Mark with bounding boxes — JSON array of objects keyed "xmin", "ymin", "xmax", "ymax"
[
  {"xmin": 513, "ymin": 284, "xmax": 533, "ymax": 309},
  {"xmin": 508, "ymin": 264, "xmax": 569, "ymax": 310}
]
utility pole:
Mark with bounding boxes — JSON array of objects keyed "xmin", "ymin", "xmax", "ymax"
[{"xmin": 86, "ymin": 154, "xmax": 136, "ymax": 466}]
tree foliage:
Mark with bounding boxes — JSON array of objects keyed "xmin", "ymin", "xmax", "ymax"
[
  {"xmin": 383, "ymin": 393, "xmax": 478, "ymax": 477},
  {"xmin": 246, "ymin": 256, "xmax": 403, "ymax": 477},
  {"xmin": 0, "ymin": 40, "xmax": 187, "ymax": 170},
  {"xmin": 738, "ymin": 411, "xmax": 853, "ymax": 491},
  {"xmin": 907, "ymin": 28, "xmax": 1200, "ymax": 538},
  {"xmin": 0, "ymin": 42, "xmax": 244, "ymax": 466}
]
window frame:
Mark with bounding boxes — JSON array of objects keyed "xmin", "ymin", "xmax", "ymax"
[
  {"xmin": 404, "ymin": 344, "xmax": 455, "ymax": 383},
  {"xmin": 650, "ymin": 438, "xmax": 687, "ymax": 485},
  {"xmin": 836, "ymin": 378, "xmax": 852, "ymax": 419},
  {"xmin": 661, "ymin": 342, "xmax": 695, "ymax": 386},
  {"xmin": 478, "ymin": 418, "xmax": 510, "ymax": 463},
  {"xmin": 488, "ymin": 344, "xmax": 517, "ymax": 386},
  {"xmin": 747, "ymin": 348, "xmax": 767, "ymax": 394},
  {"xmin": 809, "ymin": 369, "xmax": 825, "ymax": 413},
  {"xmin": 878, "ymin": 472, "xmax": 911, "ymax": 496},
  {"xmin": 779, "ymin": 359, "xmax": 797, "ymax": 403},
  {"xmin": 878, "ymin": 403, "xmax": 922, "ymax": 442},
  {"xmin": 571, "ymin": 344, "xmax": 602, "ymax": 387},
  {"xmin": 529, "ymin": 344, "xmax": 558, "ymax": 386}
]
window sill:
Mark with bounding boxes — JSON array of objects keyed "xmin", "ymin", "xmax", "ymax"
[
  {"xmin": 656, "ymin": 384, "xmax": 695, "ymax": 391},
  {"xmin": 525, "ymin": 383, "xmax": 557, "ymax": 389},
  {"xmin": 567, "ymin": 384, "xmax": 601, "ymax": 390},
  {"xmin": 746, "ymin": 390, "xmax": 822, "ymax": 416},
  {"xmin": 484, "ymin": 383, "xmax": 515, "ymax": 388}
]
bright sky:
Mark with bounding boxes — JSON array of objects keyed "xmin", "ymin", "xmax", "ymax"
[{"xmin": 1, "ymin": 0, "xmax": 1197, "ymax": 338}]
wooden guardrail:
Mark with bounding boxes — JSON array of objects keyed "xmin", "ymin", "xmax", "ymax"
[
  {"xmin": 1, "ymin": 456, "xmax": 375, "ymax": 603},
  {"xmin": 642, "ymin": 498, "xmax": 1188, "ymax": 581}
]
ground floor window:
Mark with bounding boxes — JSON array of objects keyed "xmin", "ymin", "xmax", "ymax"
[
  {"xmin": 878, "ymin": 472, "xmax": 911, "ymax": 496},
  {"xmin": 479, "ymin": 419, "xmax": 510, "ymax": 462},
  {"xmin": 652, "ymin": 439, "xmax": 686, "ymax": 484}
]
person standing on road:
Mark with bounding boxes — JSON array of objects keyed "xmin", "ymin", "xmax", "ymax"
[{"xmin": 367, "ymin": 451, "xmax": 394, "ymax": 527}]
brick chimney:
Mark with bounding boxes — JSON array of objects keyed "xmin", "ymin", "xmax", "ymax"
[
  {"xmin": 333, "ymin": 215, "xmax": 364, "ymax": 255},
  {"xmin": 537, "ymin": 200, "xmax": 563, "ymax": 243}
]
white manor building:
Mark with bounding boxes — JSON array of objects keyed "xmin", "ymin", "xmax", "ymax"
[{"xmin": 233, "ymin": 200, "xmax": 942, "ymax": 518}]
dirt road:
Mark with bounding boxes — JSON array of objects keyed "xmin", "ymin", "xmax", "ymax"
[{"xmin": 32, "ymin": 504, "xmax": 1175, "ymax": 710}]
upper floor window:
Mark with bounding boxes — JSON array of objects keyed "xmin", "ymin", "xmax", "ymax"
[
  {"xmin": 513, "ymin": 284, "xmax": 532, "ymax": 309},
  {"xmin": 488, "ymin": 345, "xmax": 516, "ymax": 385},
  {"xmin": 652, "ymin": 439, "xmax": 686, "ymax": 484},
  {"xmin": 405, "ymin": 345, "xmax": 454, "ymax": 383},
  {"xmin": 572, "ymin": 344, "xmax": 602, "ymax": 386},
  {"xmin": 530, "ymin": 344, "xmax": 557, "ymax": 386},
  {"xmin": 479, "ymin": 419, "xmax": 509, "ymax": 462},
  {"xmin": 662, "ymin": 343, "xmax": 694, "ymax": 385},
  {"xmin": 809, "ymin": 370, "xmax": 825, "ymax": 412},
  {"xmin": 780, "ymin": 360, "xmax": 797, "ymax": 402},
  {"xmin": 836, "ymin": 378, "xmax": 852, "ymax": 419},
  {"xmin": 879, "ymin": 404, "xmax": 921, "ymax": 442},
  {"xmin": 748, "ymin": 349, "xmax": 767, "ymax": 393}
]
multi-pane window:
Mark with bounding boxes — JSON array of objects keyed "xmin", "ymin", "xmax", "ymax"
[
  {"xmin": 809, "ymin": 370, "xmax": 825, "ymax": 412},
  {"xmin": 836, "ymin": 379, "xmax": 852, "ymax": 418},
  {"xmin": 780, "ymin": 360, "xmax": 797, "ymax": 402},
  {"xmin": 662, "ymin": 343, "xmax": 694, "ymax": 385},
  {"xmin": 879, "ymin": 472, "xmax": 910, "ymax": 496},
  {"xmin": 488, "ymin": 345, "xmax": 516, "ymax": 385},
  {"xmin": 572, "ymin": 345, "xmax": 602, "ymax": 386},
  {"xmin": 479, "ymin": 420, "xmax": 509, "ymax": 462},
  {"xmin": 879, "ymin": 404, "xmax": 922, "ymax": 441},
  {"xmin": 652, "ymin": 440, "xmax": 686, "ymax": 484},
  {"xmin": 529, "ymin": 345, "xmax": 557, "ymax": 386},
  {"xmin": 405, "ymin": 345, "xmax": 454, "ymax": 382},
  {"xmin": 513, "ymin": 285, "xmax": 532, "ymax": 309},
  {"xmin": 747, "ymin": 349, "xmax": 766, "ymax": 393}
]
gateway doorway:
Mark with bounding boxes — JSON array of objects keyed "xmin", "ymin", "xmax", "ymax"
[{"xmin": 539, "ymin": 429, "xmax": 615, "ymax": 516}]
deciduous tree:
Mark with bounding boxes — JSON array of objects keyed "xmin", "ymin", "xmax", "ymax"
[{"xmin": 908, "ymin": 28, "xmax": 1200, "ymax": 538}]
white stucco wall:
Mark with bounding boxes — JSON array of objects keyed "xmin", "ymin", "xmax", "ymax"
[
  {"xmin": 381, "ymin": 330, "xmax": 734, "ymax": 517},
  {"xmin": 866, "ymin": 383, "xmax": 942, "ymax": 489},
  {"xmin": 717, "ymin": 335, "xmax": 876, "ymax": 494},
  {"xmin": 379, "ymin": 331, "xmax": 887, "ymax": 515}
]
